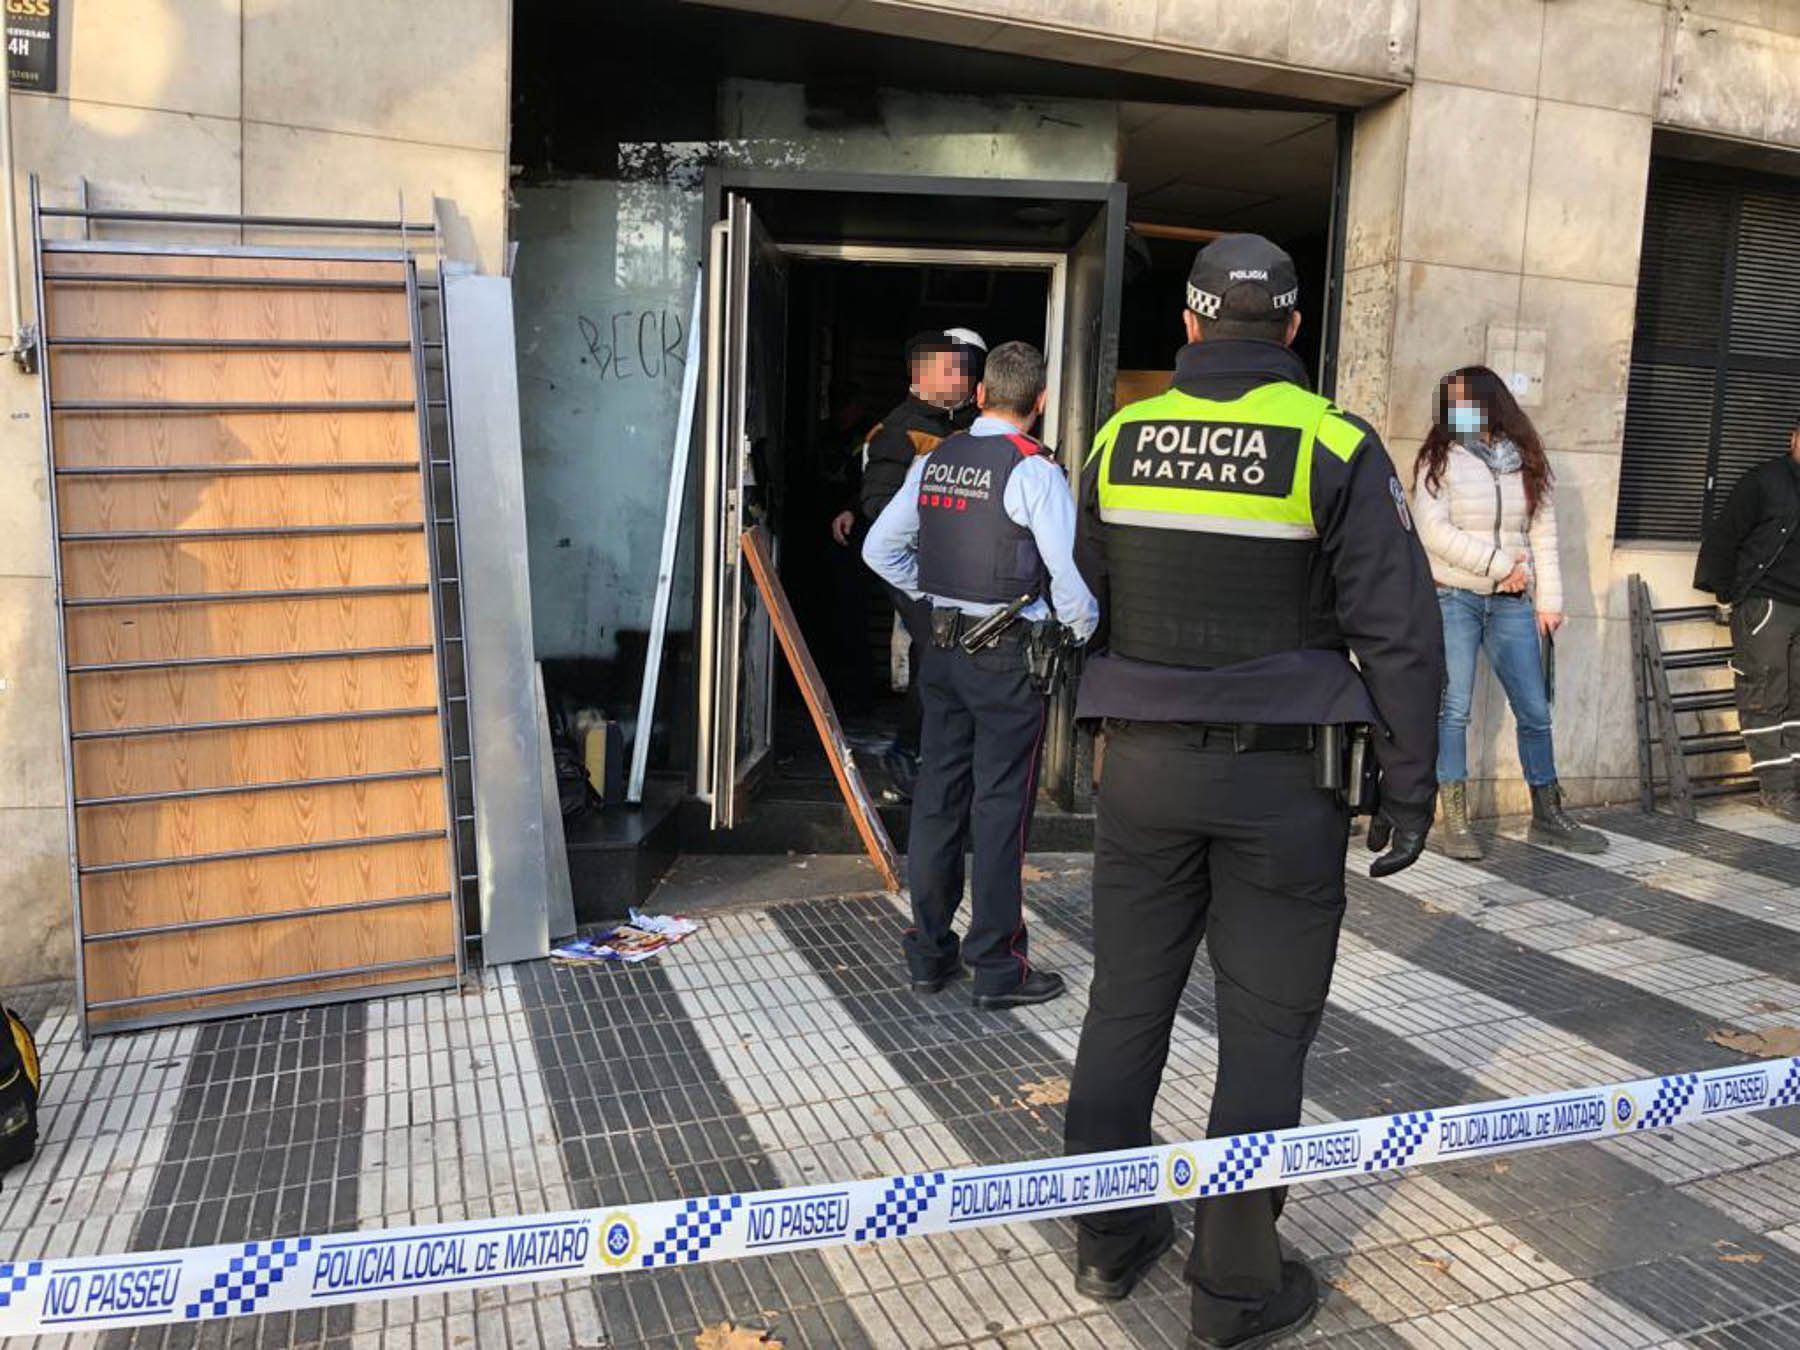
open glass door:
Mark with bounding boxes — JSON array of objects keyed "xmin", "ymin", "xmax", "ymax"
[{"xmin": 697, "ymin": 193, "xmax": 788, "ymax": 827}]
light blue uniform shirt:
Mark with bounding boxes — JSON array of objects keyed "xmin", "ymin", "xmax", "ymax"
[{"xmin": 862, "ymin": 414, "xmax": 1099, "ymax": 643}]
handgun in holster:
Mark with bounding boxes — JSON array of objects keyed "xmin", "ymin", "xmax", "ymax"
[{"xmin": 1025, "ymin": 621, "xmax": 1078, "ymax": 695}]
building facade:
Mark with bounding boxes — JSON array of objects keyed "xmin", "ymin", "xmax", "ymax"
[{"xmin": 2, "ymin": 0, "xmax": 1798, "ymax": 988}]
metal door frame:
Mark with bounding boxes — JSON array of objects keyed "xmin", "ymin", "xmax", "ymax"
[{"xmin": 691, "ymin": 169, "xmax": 1125, "ymax": 813}]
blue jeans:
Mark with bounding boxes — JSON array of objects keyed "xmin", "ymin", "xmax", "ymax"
[{"xmin": 1436, "ymin": 588, "xmax": 1557, "ymax": 787}]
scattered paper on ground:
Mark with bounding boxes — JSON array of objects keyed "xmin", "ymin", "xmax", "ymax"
[
  {"xmin": 695, "ymin": 1324, "xmax": 783, "ymax": 1349},
  {"xmin": 552, "ymin": 910, "xmax": 703, "ymax": 965},
  {"xmin": 1707, "ymin": 1026, "xmax": 1800, "ymax": 1058},
  {"xmin": 1017, "ymin": 1077, "xmax": 1070, "ymax": 1107}
]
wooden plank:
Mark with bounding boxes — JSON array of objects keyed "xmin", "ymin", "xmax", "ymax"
[
  {"xmin": 53, "ymin": 409, "xmax": 420, "ymax": 468},
  {"xmin": 57, "ymin": 469, "xmax": 424, "ymax": 532},
  {"xmin": 76, "ymin": 775, "xmax": 447, "ymax": 867},
  {"xmin": 69, "ymin": 651, "xmax": 439, "ymax": 732},
  {"xmin": 46, "ymin": 284, "xmax": 411, "ymax": 343},
  {"xmin": 61, "ymin": 533, "xmax": 430, "ymax": 599},
  {"xmin": 49, "ymin": 347, "xmax": 415, "ymax": 404},
  {"xmin": 44, "ymin": 253, "xmax": 405, "ymax": 283},
  {"xmin": 73, "ymin": 711, "xmax": 443, "ymax": 799},
  {"xmin": 80, "ymin": 835, "xmax": 450, "ymax": 935},
  {"xmin": 85, "ymin": 959, "xmax": 459, "ymax": 1028},
  {"xmin": 740, "ymin": 526, "xmax": 901, "ymax": 891},
  {"xmin": 81, "ymin": 900, "xmax": 458, "ymax": 1008},
  {"xmin": 66, "ymin": 591, "xmax": 434, "ymax": 666}
]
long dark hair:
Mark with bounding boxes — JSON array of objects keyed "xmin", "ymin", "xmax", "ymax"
[{"xmin": 1414, "ymin": 365, "xmax": 1553, "ymax": 517}]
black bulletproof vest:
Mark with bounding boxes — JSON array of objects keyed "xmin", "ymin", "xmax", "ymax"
[
  {"xmin": 1106, "ymin": 528, "xmax": 1343, "ymax": 668},
  {"xmin": 916, "ymin": 431, "xmax": 1048, "ymax": 607}
]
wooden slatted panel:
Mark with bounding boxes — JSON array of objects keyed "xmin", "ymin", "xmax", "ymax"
[
  {"xmin": 41, "ymin": 247, "xmax": 462, "ymax": 1032},
  {"xmin": 65, "ymin": 592, "xmax": 436, "ymax": 666},
  {"xmin": 58, "ymin": 470, "xmax": 425, "ymax": 532},
  {"xmin": 54, "ymin": 410, "xmax": 422, "ymax": 468},
  {"xmin": 61, "ymin": 534, "xmax": 433, "ymax": 598},
  {"xmin": 72, "ymin": 712, "xmax": 444, "ymax": 801}
]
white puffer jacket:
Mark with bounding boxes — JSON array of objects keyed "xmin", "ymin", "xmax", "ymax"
[{"xmin": 1411, "ymin": 442, "xmax": 1563, "ymax": 615}]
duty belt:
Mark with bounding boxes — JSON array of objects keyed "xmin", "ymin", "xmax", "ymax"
[{"xmin": 1105, "ymin": 718, "xmax": 1315, "ymax": 753}]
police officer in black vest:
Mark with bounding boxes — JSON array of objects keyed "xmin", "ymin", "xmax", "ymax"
[
  {"xmin": 837, "ymin": 329, "xmax": 988, "ymax": 800},
  {"xmin": 1063, "ymin": 236, "xmax": 1442, "ymax": 1347},
  {"xmin": 864, "ymin": 341, "xmax": 1099, "ymax": 1008}
]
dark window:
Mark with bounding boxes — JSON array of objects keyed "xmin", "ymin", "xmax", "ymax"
[{"xmin": 1616, "ymin": 161, "xmax": 1800, "ymax": 542}]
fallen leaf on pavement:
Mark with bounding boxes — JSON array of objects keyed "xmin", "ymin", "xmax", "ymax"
[
  {"xmin": 1714, "ymin": 1241, "xmax": 1765, "ymax": 1266},
  {"xmin": 1707, "ymin": 1026, "xmax": 1800, "ymax": 1058},
  {"xmin": 1021, "ymin": 864, "xmax": 1049, "ymax": 882},
  {"xmin": 695, "ymin": 1323, "xmax": 784, "ymax": 1349},
  {"xmin": 1747, "ymin": 999, "xmax": 1788, "ymax": 1015},
  {"xmin": 1415, "ymin": 1253, "xmax": 1454, "ymax": 1275},
  {"xmin": 1017, "ymin": 1077, "xmax": 1070, "ymax": 1107}
]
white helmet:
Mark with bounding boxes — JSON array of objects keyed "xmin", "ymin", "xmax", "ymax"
[{"xmin": 942, "ymin": 326, "xmax": 987, "ymax": 354}]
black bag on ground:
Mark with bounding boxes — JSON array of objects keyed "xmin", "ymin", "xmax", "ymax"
[
  {"xmin": 0, "ymin": 1006, "xmax": 40, "ymax": 1175},
  {"xmin": 546, "ymin": 699, "xmax": 599, "ymax": 820}
]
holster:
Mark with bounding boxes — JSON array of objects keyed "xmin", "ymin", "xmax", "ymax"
[
  {"xmin": 1025, "ymin": 621, "xmax": 1075, "ymax": 695},
  {"xmin": 930, "ymin": 606, "xmax": 960, "ymax": 650},
  {"xmin": 1314, "ymin": 722, "xmax": 1378, "ymax": 815}
]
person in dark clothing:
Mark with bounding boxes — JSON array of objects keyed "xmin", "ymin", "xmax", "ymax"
[
  {"xmin": 836, "ymin": 328, "xmax": 986, "ymax": 798},
  {"xmin": 1695, "ymin": 420, "xmax": 1800, "ymax": 818},
  {"xmin": 863, "ymin": 341, "xmax": 1097, "ymax": 1007},
  {"xmin": 1062, "ymin": 235, "xmax": 1442, "ymax": 1350}
]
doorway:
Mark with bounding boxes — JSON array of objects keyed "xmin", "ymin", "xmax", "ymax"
[
  {"xmin": 695, "ymin": 174, "xmax": 1124, "ymax": 830},
  {"xmin": 768, "ymin": 251, "xmax": 1061, "ymax": 807}
]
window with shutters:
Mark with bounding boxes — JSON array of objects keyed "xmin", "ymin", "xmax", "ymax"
[{"xmin": 1616, "ymin": 160, "xmax": 1800, "ymax": 542}]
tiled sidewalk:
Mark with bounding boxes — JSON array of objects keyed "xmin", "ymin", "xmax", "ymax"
[{"xmin": 5, "ymin": 802, "xmax": 1800, "ymax": 1349}]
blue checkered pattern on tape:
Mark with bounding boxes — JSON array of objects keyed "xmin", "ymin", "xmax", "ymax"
[
  {"xmin": 184, "ymin": 1238, "xmax": 311, "ymax": 1319},
  {"xmin": 853, "ymin": 1172, "xmax": 945, "ymax": 1242},
  {"xmin": 0, "ymin": 1261, "xmax": 43, "ymax": 1310},
  {"xmin": 643, "ymin": 1196, "xmax": 743, "ymax": 1268},
  {"xmin": 1199, "ymin": 1133, "xmax": 1275, "ymax": 1196},
  {"xmin": 1636, "ymin": 1074, "xmax": 1699, "ymax": 1131},
  {"xmin": 1365, "ymin": 1112, "xmax": 1434, "ymax": 1172},
  {"xmin": 1771, "ymin": 1060, "xmax": 1800, "ymax": 1110}
]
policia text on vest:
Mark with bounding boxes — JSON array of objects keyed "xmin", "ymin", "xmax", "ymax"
[
  {"xmin": 1063, "ymin": 232, "xmax": 1443, "ymax": 1350},
  {"xmin": 862, "ymin": 353, "xmax": 1099, "ymax": 1013}
]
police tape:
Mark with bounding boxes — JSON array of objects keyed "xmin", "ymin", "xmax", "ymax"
[{"xmin": 3, "ymin": 1055, "xmax": 1797, "ymax": 1336}]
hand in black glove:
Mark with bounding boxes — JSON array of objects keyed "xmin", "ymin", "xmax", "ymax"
[{"xmin": 1366, "ymin": 796, "xmax": 1432, "ymax": 878}]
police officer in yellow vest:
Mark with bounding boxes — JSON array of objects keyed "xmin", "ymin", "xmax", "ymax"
[{"xmin": 1063, "ymin": 235, "xmax": 1443, "ymax": 1348}]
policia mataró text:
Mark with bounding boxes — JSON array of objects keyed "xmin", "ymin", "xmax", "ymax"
[{"xmin": 1063, "ymin": 234, "xmax": 1444, "ymax": 1350}]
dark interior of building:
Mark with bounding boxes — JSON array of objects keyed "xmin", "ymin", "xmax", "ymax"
[{"xmin": 512, "ymin": 0, "xmax": 1346, "ymax": 843}]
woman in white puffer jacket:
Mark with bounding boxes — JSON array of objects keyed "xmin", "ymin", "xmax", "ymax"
[{"xmin": 1411, "ymin": 366, "xmax": 1606, "ymax": 859}]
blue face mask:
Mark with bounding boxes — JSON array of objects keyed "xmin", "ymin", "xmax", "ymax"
[{"xmin": 1447, "ymin": 402, "xmax": 1485, "ymax": 437}]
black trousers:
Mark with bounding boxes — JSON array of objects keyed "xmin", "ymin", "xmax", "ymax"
[
  {"xmin": 882, "ymin": 581, "xmax": 931, "ymax": 756},
  {"xmin": 1064, "ymin": 721, "xmax": 1348, "ymax": 1341},
  {"xmin": 1732, "ymin": 595, "xmax": 1800, "ymax": 799},
  {"xmin": 903, "ymin": 631, "xmax": 1046, "ymax": 996}
]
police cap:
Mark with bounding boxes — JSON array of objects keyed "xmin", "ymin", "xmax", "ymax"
[{"xmin": 1186, "ymin": 234, "xmax": 1300, "ymax": 322}]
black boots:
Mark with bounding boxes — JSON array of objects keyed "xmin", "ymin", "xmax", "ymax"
[
  {"xmin": 1438, "ymin": 782, "xmax": 1483, "ymax": 860},
  {"xmin": 1188, "ymin": 1260, "xmax": 1321, "ymax": 1349},
  {"xmin": 1528, "ymin": 782, "xmax": 1608, "ymax": 854},
  {"xmin": 1074, "ymin": 1208, "xmax": 1176, "ymax": 1301}
]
